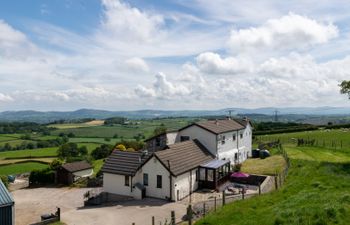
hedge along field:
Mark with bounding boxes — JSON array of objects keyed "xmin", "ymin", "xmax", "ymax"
[
  {"xmin": 255, "ymin": 129, "xmax": 350, "ymax": 150},
  {"xmin": 69, "ymin": 137, "xmax": 122, "ymax": 145},
  {"xmin": 0, "ymin": 162, "xmax": 49, "ymax": 175},
  {"xmin": 50, "ymin": 118, "xmax": 195, "ymax": 139}
]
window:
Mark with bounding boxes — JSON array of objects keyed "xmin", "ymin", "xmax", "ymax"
[
  {"xmin": 232, "ymin": 134, "xmax": 236, "ymax": 141},
  {"xmin": 180, "ymin": 136, "xmax": 190, "ymax": 142},
  {"xmin": 240, "ymin": 133, "xmax": 243, "ymax": 139},
  {"xmin": 207, "ymin": 169, "xmax": 214, "ymax": 182},
  {"xmin": 199, "ymin": 168, "xmax": 206, "ymax": 180},
  {"xmin": 234, "ymin": 153, "xmax": 238, "ymax": 160},
  {"xmin": 143, "ymin": 173, "xmax": 148, "ymax": 186},
  {"xmin": 156, "ymin": 175, "xmax": 162, "ymax": 188},
  {"xmin": 124, "ymin": 175, "xmax": 129, "ymax": 186},
  {"xmin": 155, "ymin": 137, "xmax": 161, "ymax": 146},
  {"xmin": 221, "ymin": 135, "xmax": 225, "ymax": 145}
]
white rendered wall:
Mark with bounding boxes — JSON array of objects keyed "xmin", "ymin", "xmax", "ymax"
[
  {"xmin": 173, "ymin": 168, "xmax": 198, "ymax": 201},
  {"xmin": 103, "ymin": 173, "xmax": 132, "ymax": 196},
  {"xmin": 177, "ymin": 125, "xmax": 217, "ymax": 156},
  {"xmin": 139, "ymin": 156, "xmax": 171, "ymax": 200}
]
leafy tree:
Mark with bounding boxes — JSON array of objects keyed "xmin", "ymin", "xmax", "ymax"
[
  {"xmin": 49, "ymin": 159, "xmax": 64, "ymax": 170},
  {"xmin": 0, "ymin": 175, "xmax": 9, "ymax": 188},
  {"xmin": 91, "ymin": 144, "xmax": 113, "ymax": 159},
  {"xmin": 153, "ymin": 125, "xmax": 167, "ymax": 136},
  {"xmin": 57, "ymin": 143, "xmax": 87, "ymax": 159},
  {"xmin": 340, "ymin": 80, "xmax": 350, "ymax": 98}
]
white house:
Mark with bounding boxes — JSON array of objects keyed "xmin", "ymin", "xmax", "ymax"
[{"xmin": 102, "ymin": 118, "xmax": 252, "ymax": 201}]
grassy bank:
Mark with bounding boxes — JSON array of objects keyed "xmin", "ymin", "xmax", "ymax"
[
  {"xmin": 196, "ymin": 146, "xmax": 350, "ymax": 225},
  {"xmin": 0, "ymin": 162, "xmax": 49, "ymax": 175}
]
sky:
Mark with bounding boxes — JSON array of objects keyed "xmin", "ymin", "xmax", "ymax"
[{"xmin": 0, "ymin": 0, "xmax": 350, "ymax": 111}]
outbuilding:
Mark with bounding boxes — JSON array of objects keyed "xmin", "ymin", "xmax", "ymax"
[
  {"xmin": 57, "ymin": 161, "xmax": 93, "ymax": 185},
  {"xmin": 0, "ymin": 179, "xmax": 15, "ymax": 225}
]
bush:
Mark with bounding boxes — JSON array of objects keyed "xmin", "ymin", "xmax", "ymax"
[
  {"xmin": 233, "ymin": 163, "xmax": 242, "ymax": 172},
  {"xmin": 116, "ymin": 144, "xmax": 126, "ymax": 151},
  {"xmin": 50, "ymin": 159, "xmax": 64, "ymax": 170},
  {"xmin": 0, "ymin": 175, "xmax": 9, "ymax": 188},
  {"xmin": 29, "ymin": 168, "xmax": 55, "ymax": 185},
  {"xmin": 91, "ymin": 144, "xmax": 113, "ymax": 159},
  {"xmin": 57, "ymin": 143, "xmax": 88, "ymax": 159}
]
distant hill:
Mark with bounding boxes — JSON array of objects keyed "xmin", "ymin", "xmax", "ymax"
[{"xmin": 0, "ymin": 107, "xmax": 349, "ymax": 123}]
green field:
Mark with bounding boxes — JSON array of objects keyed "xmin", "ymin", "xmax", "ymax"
[
  {"xmin": 256, "ymin": 129, "xmax": 350, "ymax": 149},
  {"xmin": 241, "ymin": 155, "xmax": 286, "ymax": 175},
  {"xmin": 0, "ymin": 147, "xmax": 58, "ymax": 159},
  {"xmin": 0, "ymin": 162, "xmax": 49, "ymax": 175},
  {"xmin": 51, "ymin": 118, "xmax": 194, "ymax": 138},
  {"xmin": 196, "ymin": 146, "xmax": 350, "ymax": 225}
]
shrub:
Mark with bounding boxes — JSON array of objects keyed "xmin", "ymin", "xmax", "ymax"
[
  {"xmin": 116, "ymin": 144, "xmax": 126, "ymax": 151},
  {"xmin": 91, "ymin": 144, "xmax": 113, "ymax": 159},
  {"xmin": 29, "ymin": 168, "xmax": 55, "ymax": 185},
  {"xmin": 50, "ymin": 159, "xmax": 64, "ymax": 170},
  {"xmin": 0, "ymin": 175, "xmax": 9, "ymax": 188}
]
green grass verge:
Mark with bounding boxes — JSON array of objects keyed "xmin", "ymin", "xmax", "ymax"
[
  {"xmin": 0, "ymin": 162, "xmax": 49, "ymax": 175},
  {"xmin": 196, "ymin": 146, "xmax": 350, "ymax": 225},
  {"xmin": 92, "ymin": 159, "xmax": 104, "ymax": 176},
  {"xmin": 241, "ymin": 155, "xmax": 286, "ymax": 175},
  {"xmin": 256, "ymin": 129, "xmax": 350, "ymax": 149}
]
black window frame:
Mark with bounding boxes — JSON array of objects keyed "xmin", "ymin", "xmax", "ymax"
[
  {"xmin": 232, "ymin": 134, "xmax": 236, "ymax": 141},
  {"xmin": 124, "ymin": 175, "xmax": 130, "ymax": 186},
  {"xmin": 143, "ymin": 173, "xmax": 149, "ymax": 186},
  {"xmin": 180, "ymin": 136, "xmax": 190, "ymax": 142},
  {"xmin": 156, "ymin": 175, "xmax": 162, "ymax": 188}
]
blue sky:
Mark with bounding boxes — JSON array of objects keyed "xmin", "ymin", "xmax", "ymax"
[{"xmin": 0, "ymin": 0, "xmax": 350, "ymax": 111}]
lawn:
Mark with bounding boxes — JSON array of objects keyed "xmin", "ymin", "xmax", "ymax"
[
  {"xmin": 241, "ymin": 155, "xmax": 286, "ymax": 175},
  {"xmin": 0, "ymin": 147, "xmax": 58, "ymax": 159},
  {"xmin": 196, "ymin": 146, "xmax": 350, "ymax": 225},
  {"xmin": 0, "ymin": 162, "xmax": 49, "ymax": 175}
]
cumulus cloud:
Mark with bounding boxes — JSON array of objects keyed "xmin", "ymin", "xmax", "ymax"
[
  {"xmin": 196, "ymin": 52, "xmax": 254, "ymax": 75},
  {"xmin": 99, "ymin": 0, "xmax": 164, "ymax": 43},
  {"xmin": 228, "ymin": 13, "xmax": 338, "ymax": 53},
  {"xmin": 125, "ymin": 57, "xmax": 149, "ymax": 72}
]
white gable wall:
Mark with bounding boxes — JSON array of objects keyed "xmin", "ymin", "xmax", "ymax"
[
  {"xmin": 177, "ymin": 125, "xmax": 217, "ymax": 156},
  {"xmin": 166, "ymin": 132, "xmax": 178, "ymax": 145},
  {"xmin": 139, "ymin": 156, "xmax": 171, "ymax": 200}
]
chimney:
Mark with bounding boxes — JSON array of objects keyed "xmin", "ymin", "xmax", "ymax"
[{"xmin": 215, "ymin": 119, "xmax": 219, "ymax": 125}]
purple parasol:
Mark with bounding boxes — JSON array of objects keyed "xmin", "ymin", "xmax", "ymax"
[{"xmin": 231, "ymin": 172, "xmax": 250, "ymax": 178}]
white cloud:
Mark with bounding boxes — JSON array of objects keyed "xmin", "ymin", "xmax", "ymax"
[
  {"xmin": 196, "ymin": 52, "xmax": 254, "ymax": 75},
  {"xmin": 0, "ymin": 93, "xmax": 13, "ymax": 102},
  {"xmin": 228, "ymin": 13, "xmax": 338, "ymax": 53},
  {"xmin": 99, "ymin": 0, "xmax": 164, "ymax": 43},
  {"xmin": 125, "ymin": 57, "xmax": 149, "ymax": 72}
]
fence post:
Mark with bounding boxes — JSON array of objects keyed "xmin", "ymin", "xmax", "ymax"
[
  {"xmin": 258, "ymin": 183, "xmax": 261, "ymax": 195},
  {"xmin": 187, "ymin": 205, "xmax": 193, "ymax": 225},
  {"xmin": 214, "ymin": 197, "xmax": 217, "ymax": 212},
  {"xmin": 171, "ymin": 211, "xmax": 175, "ymax": 225},
  {"xmin": 274, "ymin": 175, "xmax": 278, "ymax": 190},
  {"xmin": 57, "ymin": 207, "xmax": 60, "ymax": 221},
  {"xmin": 279, "ymin": 173, "xmax": 282, "ymax": 187},
  {"xmin": 203, "ymin": 203, "xmax": 206, "ymax": 217},
  {"xmin": 152, "ymin": 216, "xmax": 155, "ymax": 225},
  {"xmin": 242, "ymin": 188, "xmax": 245, "ymax": 200},
  {"xmin": 222, "ymin": 191, "xmax": 226, "ymax": 205}
]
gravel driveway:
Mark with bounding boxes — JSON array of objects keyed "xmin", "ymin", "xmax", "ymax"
[{"xmin": 12, "ymin": 187, "xmax": 187, "ymax": 225}]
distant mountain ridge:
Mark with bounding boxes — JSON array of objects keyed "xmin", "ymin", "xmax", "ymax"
[{"xmin": 0, "ymin": 107, "xmax": 349, "ymax": 123}]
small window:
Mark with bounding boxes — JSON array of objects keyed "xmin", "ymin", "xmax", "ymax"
[
  {"xmin": 232, "ymin": 134, "xmax": 236, "ymax": 141},
  {"xmin": 234, "ymin": 153, "xmax": 238, "ymax": 160},
  {"xmin": 180, "ymin": 136, "xmax": 190, "ymax": 142},
  {"xmin": 124, "ymin": 175, "xmax": 129, "ymax": 186},
  {"xmin": 143, "ymin": 173, "xmax": 148, "ymax": 186},
  {"xmin": 240, "ymin": 133, "xmax": 243, "ymax": 139},
  {"xmin": 221, "ymin": 135, "xmax": 225, "ymax": 145},
  {"xmin": 156, "ymin": 175, "xmax": 162, "ymax": 188}
]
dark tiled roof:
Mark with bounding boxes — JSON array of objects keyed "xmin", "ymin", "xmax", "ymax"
[
  {"xmin": 102, "ymin": 150, "xmax": 150, "ymax": 176},
  {"xmin": 194, "ymin": 119, "xmax": 246, "ymax": 134},
  {"xmin": 155, "ymin": 140, "xmax": 214, "ymax": 176},
  {"xmin": 0, "ymin": 180, "xmax": 14, "ymax": 207},
  {"xmin": 61, "ymin": 161, "xmax": 92, "ymax": 173}
]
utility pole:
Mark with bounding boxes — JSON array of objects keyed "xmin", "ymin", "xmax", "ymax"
[{"xmin": 274, "ymin": 110, "xmax": 279, "ymax": 122}]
